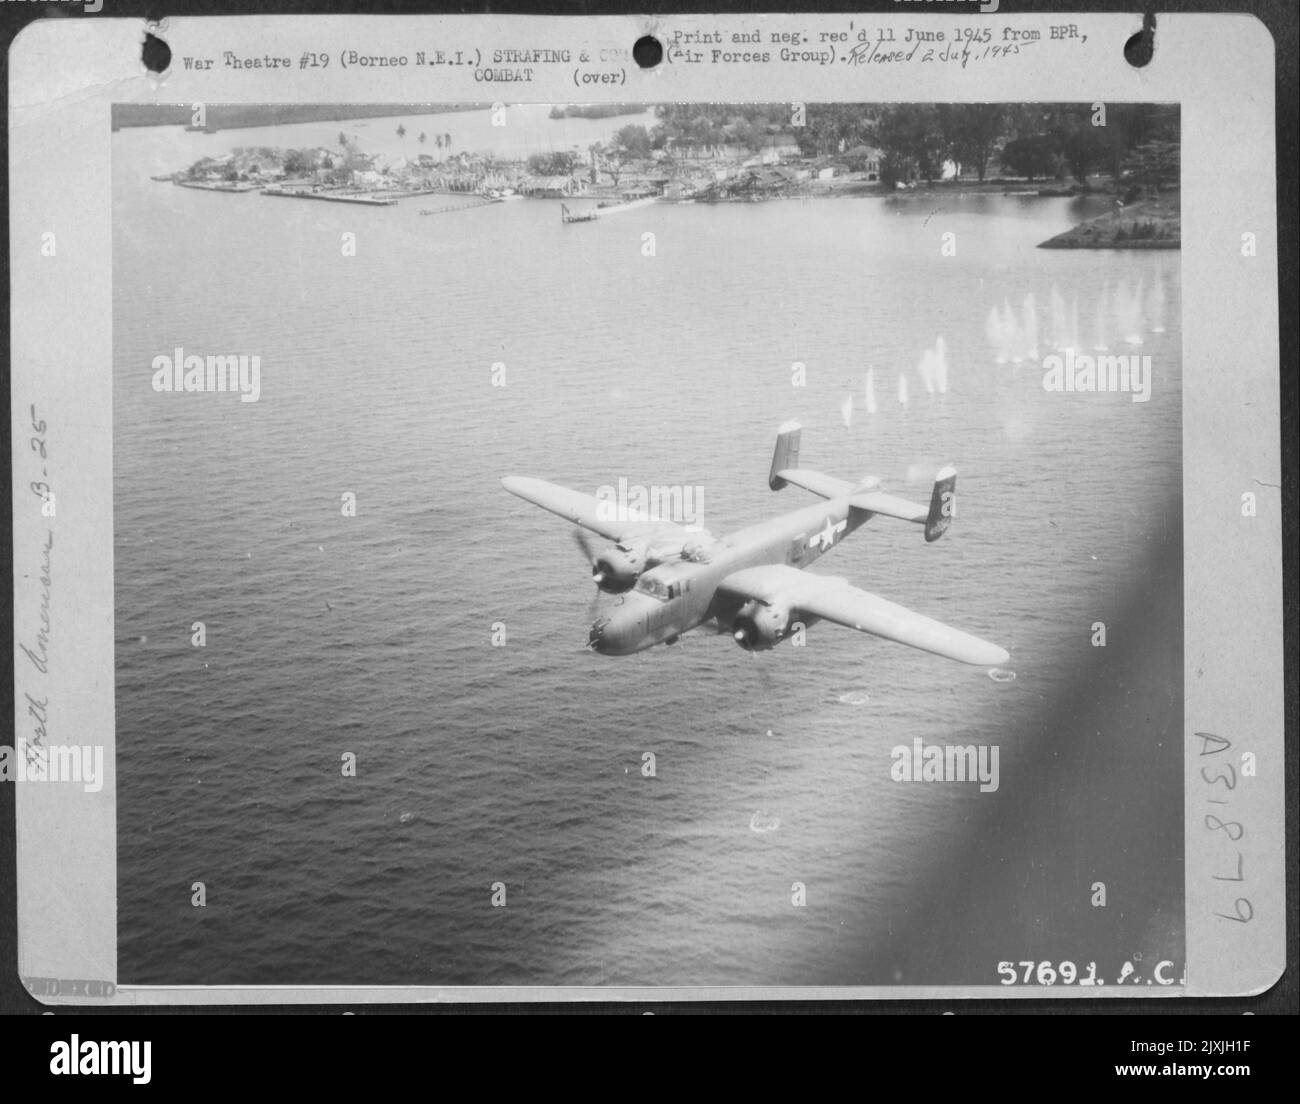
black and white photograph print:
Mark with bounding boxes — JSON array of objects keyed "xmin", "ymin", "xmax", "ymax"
[{"xmin": 111, "ymin": 101, "xmax": 1183, "ymax": 990}]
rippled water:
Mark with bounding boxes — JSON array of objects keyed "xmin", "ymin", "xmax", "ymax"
[{"xmin": 114, "ymin": 110, "xmax": 1183, "ymax": 988}]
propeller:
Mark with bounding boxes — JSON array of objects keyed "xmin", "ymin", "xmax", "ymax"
[
  {"xmin": 571, "ymin": 529, "xmax": 607, "ymax": 621},
  {"xmin": 571, "ymin": 528, "xmax": 600, "ymax": 575}
]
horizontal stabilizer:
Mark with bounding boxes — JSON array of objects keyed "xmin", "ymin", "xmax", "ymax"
[
  {"xmin": 775, "ymin": 468, "xmax": 856, "ymax": 500},
  {"xmin": 849, "ymin": 467, "xmax": 957, "ymax": 542},
  {"xmin": 849, "ymin": 489, "xmax": 928, "ymax": 523}
]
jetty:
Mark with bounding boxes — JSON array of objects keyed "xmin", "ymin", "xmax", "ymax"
[
  {"xmin": 593, "ymin": 195, "xmax": 657, "ymax": 216},
  {"xmin": 175, "ymin": 179, "xmax": 261, "ymax": 193},
  {"xmin": 419, "ymin": 195, "xmax": 500, "ymax": 216},
  {"xmin": 262, "ymin": 185, "xmax": 396, "ymax": 206}
]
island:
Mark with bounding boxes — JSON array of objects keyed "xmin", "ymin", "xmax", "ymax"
[{"xmin": 140, "ymin": 103, "xmax": 1179, "ymax": 247}]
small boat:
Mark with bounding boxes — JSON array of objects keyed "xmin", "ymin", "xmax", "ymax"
[{"xmin": 561, "ymin": 203, "xmax": 598, "ymax": 224}]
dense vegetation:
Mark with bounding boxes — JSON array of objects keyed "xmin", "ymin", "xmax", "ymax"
[
  {"xmin": 632, "ymin": 103, "xmax": 1178, "ymax": 190},
  {"xmin": 547, "ymin": 104, "xmax": 647, "ymax": 119},
  {"xmin": 111, "ymin": 103, "xmax": 484, "ymax": 131}
]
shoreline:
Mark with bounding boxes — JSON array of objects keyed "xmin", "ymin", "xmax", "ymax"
[
  {"xmin": 155, "ymin": 153, "xmax": 1180, "ymax": 250},
  {"xmin": 1036, "ymin": 195, "xmax": 1180, "ymax": 250}
]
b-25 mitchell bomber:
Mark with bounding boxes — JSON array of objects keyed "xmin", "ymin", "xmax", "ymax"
[{"xmin": 502, "ymin": 422, "xmax": 1009, "ymax": 666}]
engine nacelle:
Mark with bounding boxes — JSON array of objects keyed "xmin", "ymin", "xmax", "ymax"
[
  {"xmin": 592, "ymin": 541, "xmax": 646, "ymax": 593},
  {"xmin": 731, "ymin": 599, "xmax": 791, "ymax": 651}
]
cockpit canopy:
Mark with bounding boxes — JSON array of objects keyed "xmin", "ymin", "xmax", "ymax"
[
  {"xmin": 635, "ymin": 572, "xmax": 692, "ymax": 601},
  {"xmin": 635, "ymin": 574, "xmax": 672, "ymax": 600}
]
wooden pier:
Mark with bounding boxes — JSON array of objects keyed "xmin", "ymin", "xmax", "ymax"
[
  {"xmin": 419, "ymin": 195, "xmax": 500, "ymax": 216},
  {"xmin": 262, "ymin": 186, "xmax": 397, "ymax": 206}
]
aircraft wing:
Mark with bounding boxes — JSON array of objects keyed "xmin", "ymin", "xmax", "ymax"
[
  {"xmin": 717, "ymin": 563, "xmax": 1009, "ymax": 666},
  {"xmin": 501, "ymin": 475, "xmax": 695, "ymax": 546}
]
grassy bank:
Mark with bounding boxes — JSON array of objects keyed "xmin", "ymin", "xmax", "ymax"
[{"xmin": 1038, "ymin": 194, "xmax": 1180, "ymax": 249}]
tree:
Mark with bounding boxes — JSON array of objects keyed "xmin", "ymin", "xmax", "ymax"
[
  {"xmin": 1038, "ymin": 105, "xmax": 1105, "ymax": 183},
  {"xmin": 613, "ymin": 123, "xmax": 652, "ymax": 159},
  {"xmin": 1123, "ymin": 138, "xmax": 1179, "ymax": 198},
  {"xmin": 1059, "ymin": 124, "xmax": 1105, "ymax": 183},
  {"xmin": 396, "ymin": 123, "xmax": 406, "ymax": 138},
  {"xmin": 999, "ymin": 134, "xmax": 1057, "ymax": 181},
  {"xmin": 871, "ymin": 105, "xmax": 944, "ymax": 183},
  {"xmin": 731, "ymin": 118, "xmax": 767, "ymax": 154},
  {"xmin": 786, "ymin": 104, "xmax": 876, "ymax": 158},
  {"xmin": 937, "ymin": 104, "xmax": 1006, "ymax": 182},
  {"xmin": 419, "ymin": 132, "xmax": 427, "ymax": 144},
  {"xmin": 282, "ymin": 148, "xmax": 313, "ymax": 175},
  {"xmin": 1099, "ymin": 103, "xmax": 1179, "ymax": 182},
  {"xmin": 526, "ymin": 151, "xmax": 578, "ymax": 177},
  {"xmin": 879, "ymin": 150, "xmax": 911, "ymax": 189}
]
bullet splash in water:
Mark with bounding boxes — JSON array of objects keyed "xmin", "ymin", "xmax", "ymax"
[
  {"xmin": 934, "ymin": 336, "xmax": 949, "ymax": 394},
  {"xmin": 1022, "ymin": 293, "xmax": 1039, "ymax": 359},
  {"xmin": 1094, "ymin": 282, "xmax": 1110, "ymax": 351},
  {"xmin": 1114, "ymin": 277, "xmax": 1144, "ymax": 345},
  {"xmin": 918, "ymin": 348, "xmax": 936, "ymax": 395},
  {"xmin": 1147, "ymin": 272, "xmax": 1167, "ymax": 333},
  {"xmin": 985, "ymin": 305, "xmax": 1007, "ymax": 364}
]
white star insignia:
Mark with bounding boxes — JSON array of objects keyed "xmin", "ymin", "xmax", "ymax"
[{"xmin": 811, "ymin": 517, "xmax": 847, "ymax": 551}]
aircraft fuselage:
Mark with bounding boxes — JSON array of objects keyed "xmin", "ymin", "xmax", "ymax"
[{"xmin": 587, "ymin": 495, "xmax": 873, "ymax": 655}]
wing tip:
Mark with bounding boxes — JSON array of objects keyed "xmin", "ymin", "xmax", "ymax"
[{"xmin": 501, "ymin": 475, "xmax": 538, "ymax": 498}]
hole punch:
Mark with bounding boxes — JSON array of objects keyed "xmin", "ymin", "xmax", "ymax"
[
  {"xmin": 142, "ymin": 31, "xmax": 171, "ymax": 74},
  {"xmin": 1123, "ymin": 13, "xmax": 1155, "ymax": 69},
  {"xmin": 632, "ymin": 35, "xmax": 663, "ymax": 69}
]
